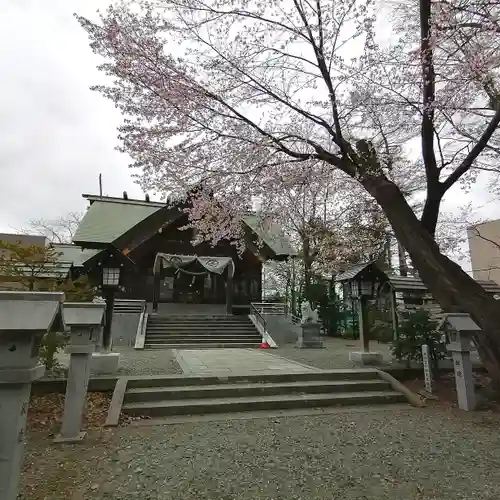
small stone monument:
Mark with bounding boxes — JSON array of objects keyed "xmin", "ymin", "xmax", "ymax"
[
  {"xmin": 439, "ymin": 313, "xmax": 479, "ymax": 411},
  {"xmin": 54, "ymin": 302, "xmax": 106, "ymax": 443},
  {"xmin": 297, "ymin": 301, "xmax": 323, "ymax": 348},
  {"xmin": 0, "ymin": 291, "xmax": 65, "ymax": 500}
]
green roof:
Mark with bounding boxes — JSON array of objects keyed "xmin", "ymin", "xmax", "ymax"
[
  {"xmin": 73, "ymin": 197, "xmax": 163, "ymax": 244},
  {"xmin": 52, "ymin": 244, "xmax": 99, "ymax": 267},
  {"xmin": 242, "ymin": 215, "xmax": 296, "ymax": 257},
  {"xmin": 73, "ymin": 195, "xmax": 295, "ymax": 257}
]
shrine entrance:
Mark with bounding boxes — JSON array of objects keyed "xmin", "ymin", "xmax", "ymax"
[
  {"xmin": 171, "ymin": 265, "xmax": 226, "ymax": 304},
  {"xmin": 152, "ymin": 254, "xmax": 235, "ymax": 313}
]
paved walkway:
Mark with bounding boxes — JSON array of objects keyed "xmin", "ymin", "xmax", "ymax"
[{"xmin": 173, "ymin": 348, "xmax": 319, "ymax": 375}]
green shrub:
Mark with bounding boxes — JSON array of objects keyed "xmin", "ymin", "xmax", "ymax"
[
  {"xmin": 39, "ymin": 330, "xmax": 68, "ymax": 371},
  {"xmin": 342, "ymin": 327, "xmax": 358, "ymax": 340},
  {"xmin": 391, "ymin": 309, "xmax": 447, "ymax": 369}
]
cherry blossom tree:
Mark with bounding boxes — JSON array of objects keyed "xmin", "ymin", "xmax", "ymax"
[
  {"xmin": 77, "ymin": 0, "xmax": 500, "ymax": 385},
  {"xmin": 254, "ymin": 161, "xmax": 389, "ymax": 291}
]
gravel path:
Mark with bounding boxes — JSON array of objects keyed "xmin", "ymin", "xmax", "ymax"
[
  {"xmin": 21, "ymin": 407, "xmax": 500, "ymax": 499},
  {"xmin": 275, "ymin": 337, "xmax": 394, "ymax": 370},
  {"xmin": 55, "ymin": 347, "xmax": 183, "ymax": 377},
  {"xmin": 275, "ymin": 337, "xmax": 482, "ymax": 371}
]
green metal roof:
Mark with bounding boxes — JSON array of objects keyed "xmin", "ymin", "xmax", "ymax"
[
  {"xmin": 73, "ymin": 195, "xmax": 295, "ymax": 257},
  {"xmin": 52, "ymin": 244, "xmax": 99, "ymax": 267},
  {"xmin": 242, "ymin": 215, "xmax": 296, "ymax": 257},
  {"xmin": 73, "ymin": 198, "xmax": 162, "ymax": 244}
]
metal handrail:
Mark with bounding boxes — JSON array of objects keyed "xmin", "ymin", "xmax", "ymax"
[
  {"xmin": 134, "ymin": 301, "xmax": 148, "ymax": 349},
  {"xmin": 250, "ymin": 303, "xmax": 267, "ymax": 333},
  {"xmin": 251, "ymin": 302, "xmax": 286, "ymax": 315}
]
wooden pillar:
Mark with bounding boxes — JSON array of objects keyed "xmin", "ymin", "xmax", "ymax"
[
  {"xmin": 102, "ymin": 288, "xmax": 115, "ymax": 351},
  {"xmin": 226, "ymin": 261, "xmax": 234, "ymax": 315},
  {"xmin": 359, "ymin": 296, "xmax": 370, "ymax": 352},
  {"xmin": 152, "ymin": 258, "xmax": 162, "ymax": 313},
  {"xmin": 390, "ymin": 289, "xmax": 399, "ymax": 341}
]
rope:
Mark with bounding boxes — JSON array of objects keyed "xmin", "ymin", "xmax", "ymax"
[{"xmin": 173, "ymin": 267, "xmax": 209, "ymax": 277}]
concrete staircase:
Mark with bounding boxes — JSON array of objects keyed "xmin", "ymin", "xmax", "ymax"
[
  {"xmin": 144, "ymin": 315, "xmax": 262, "ymax": 349},
  {"xmin": 113, "ymin": 299, "xmax": 145, "ymax": 314},
  {"xmin": 121, "ymin": 370, "xmax": 407, "ymax": 418}
]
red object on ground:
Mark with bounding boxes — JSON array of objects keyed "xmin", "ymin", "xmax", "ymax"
[{"xmin": 259, "ymin": 341, "xmax": 270, "ymax": 349}]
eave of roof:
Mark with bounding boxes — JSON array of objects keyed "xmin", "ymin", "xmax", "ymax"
[{"xmin": 74, "ymin": 194, "xmax": 296, "ymax": 259}]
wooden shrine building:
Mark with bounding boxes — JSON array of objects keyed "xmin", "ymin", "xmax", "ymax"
[{"xmin": 72, "ymin": 192, "xmax": 294, "ymax": 314}]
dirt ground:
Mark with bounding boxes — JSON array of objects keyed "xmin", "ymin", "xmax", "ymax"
[
  {"xmin": 26, "ymin": 391, "xmax": 111, "ymax": 433},
  {"xmin": 405, "ymin": 371, "xmax": 500, "ymax": 413}
]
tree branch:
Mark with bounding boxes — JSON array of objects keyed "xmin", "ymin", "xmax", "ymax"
[{"xmin": 441, "ymin": 106, "xmax": 500, "ymax": 192}]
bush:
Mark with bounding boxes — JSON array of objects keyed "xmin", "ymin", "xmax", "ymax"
[
  {"xmin": 38, "ymin": 330, "xmax": 68, "ymax": 371},
  {"xmin": 391, "ymin": 309, "xmax": 447, "ymax": 369},
  {"xmin": 342, "ymin": 327, "xmax": 358, "ymax": 340},
  {"xmin": 38, "ymin": 275, "xmax": 96, "ymax": 371}
]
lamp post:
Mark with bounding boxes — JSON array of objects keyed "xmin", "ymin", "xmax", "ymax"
[
  {"xmin": 101, "ymin": 266, "xmax": 121, "ymax": 352},
  {"xmin": 349, "ymin": 275, "xmax": 382, "ymax": 365}
]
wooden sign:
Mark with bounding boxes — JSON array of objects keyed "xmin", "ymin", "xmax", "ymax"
[{"xmin": 421, "ymin": 344, "xmax": 433, "ymax": 393}]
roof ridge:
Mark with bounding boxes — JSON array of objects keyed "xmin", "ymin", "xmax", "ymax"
[{"xmin": 82, "ymin": 194, "xmax": 166, "ymax": 208}]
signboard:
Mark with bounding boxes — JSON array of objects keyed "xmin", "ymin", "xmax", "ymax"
[{"xmin": 421, "ymin": 344, "xmax": 433, "ymax": 393}]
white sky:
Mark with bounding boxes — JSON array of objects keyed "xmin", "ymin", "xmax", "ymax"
[
  {"xmin": 0, "ymin": 0, "xmax": 499, "ymax": 272},
  {"xmin": 0, "ymin": 0, "xmax": 144, "ymax": 233}
]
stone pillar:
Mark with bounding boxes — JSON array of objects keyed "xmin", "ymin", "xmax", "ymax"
[
  {"xmin": 56, "ymin": 348, "xmax": 93, "ymax": 442},
  {"xmin": 439, "ymin": 313, "xmax": 480, "ymax": 412},
  {"xmin": 448, "ymin": 331, "xmax": 476, "ymax": 411},
  {"xmin": 0, "ymin": 291, "xmax": 65, "ymax": 500},
  {"xmin": 349, "ymin": 296, "xmax": 382, "ymax": 365},
  {"xmin": 55, "ymin": 302, "xmax": 105, "ymax": 443}
]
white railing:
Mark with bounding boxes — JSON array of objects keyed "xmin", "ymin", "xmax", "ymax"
[{"xmin": 251, "ymin": 302, "xmax": 287, "ymax": 316}]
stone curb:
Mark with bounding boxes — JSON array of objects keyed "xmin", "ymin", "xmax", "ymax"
[
  {"xmin": 376, "ymin": 369, "xmax": 426, "ymax": 407},
  {"xmin": 105, "ymin": 377, "xmax": 129, "ymax": 427}
]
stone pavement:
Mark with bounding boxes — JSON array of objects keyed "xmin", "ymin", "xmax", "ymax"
[{"xmin": 173, "ymin": 348, "xmax": 319, "ymax": 375}]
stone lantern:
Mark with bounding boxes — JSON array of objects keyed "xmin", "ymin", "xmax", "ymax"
[
  {"xmin": 439, "ymin": 313, "xmax": 479, "ymax": 411},
  {"xmin": 54, "ymin": 302, "xmax": 106, "ymax": 443},
  {"xmin": 0, "ymin": 291, "xmax": 65, "ymax": 500}
]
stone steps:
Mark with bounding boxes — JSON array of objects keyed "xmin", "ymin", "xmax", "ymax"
[
  {"xmin": 144, "ymin": 314, "xmax": 262, "ymax": 349},
  {"xmin": 144, "ymin": 342, "xmax": 262, "ymax": 349},
  {"xmin": 125, "ymin": 379, "xmax": 390, "ymax": 402},
  {"xmin": 145, "ymin": 336, "xmax": 262, "ymax": 343},
  {"xmin": 123, "ymin": 391, "xmax": 406, "ymax": 417},
  {"xmin": 127, "ymin": 370, "xmax": 381, "ymax": 387},
  {"xmin": 146, "ymin": 327, "xmax": 258, "ymax": 332},
  {"xmin": 120, "ymin": 371, "xmax": 408, "ymax": 418}
]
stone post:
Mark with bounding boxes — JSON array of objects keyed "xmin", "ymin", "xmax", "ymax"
[
  {"xmin": 440, "ymin": 313, "xmax": 479, "ymax": 412},
  {"xmin": 349, "ymin": 297, "xmax": 383, "ymax": 365},
  {"xmin": 54, "ymin": 302, "xmax": 105, "ymax": 443},
  {"xmin": 0, "ymin": 291, "xmax": 65, "ymax": 500},
  {"xmin": 91, "ymin": 296, "xmax": 119, "ymax": 375}
]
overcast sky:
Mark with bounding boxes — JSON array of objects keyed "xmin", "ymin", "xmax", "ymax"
[
  {"xmin": 1, "ymin": 0, "xmax": 499, "ymax": 270},
  {"xmin": 0, "ymin": 0, "xmax": 143, "ymax": 234}
]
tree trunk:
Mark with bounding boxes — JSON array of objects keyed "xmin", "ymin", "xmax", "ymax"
[
  {"xmin": 362, "ymin": 174, "xmax": 500, "ymax": 387},
  {"xmin": 398, "ymin": 241, "xmax": 408, "ymax": 277},
  {"xmin": 302, "ymin": 238, "xmax": 313, "ymax": 303}
]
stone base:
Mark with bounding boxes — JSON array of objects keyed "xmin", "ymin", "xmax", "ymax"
[
  {"xmin": 349, "ymin": 351, "xmax": 383, "ymax": 365},
  {"xmin": 91, "ymin": 352, "xmax": 120, "ymax": 374},
  {"xmin": 296, "ymin": 340, "xmax": 324, "ymax": 349},
  {"xmin": 53, "ymin": 431, "xmax": 87, "ymax": 444},
  {"xmin": 297, "ymin": 323, "xmax": 324, "ymax": 349}
]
